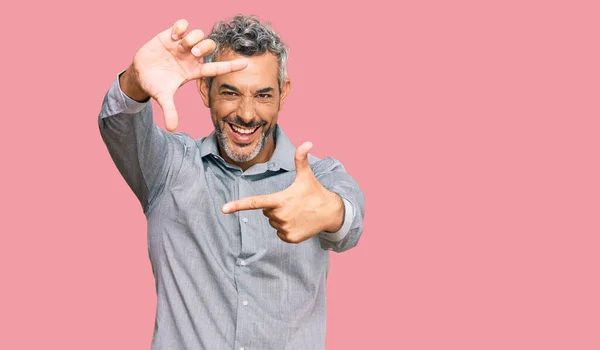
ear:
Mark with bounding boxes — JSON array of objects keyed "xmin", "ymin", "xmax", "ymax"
[
  {"xmin": 197, "ymin": 78, "xmax": 211, "ymax": 108},
  {"xmin": 278, "ymin": 79, "xmax": 291, "ymax": 111}
]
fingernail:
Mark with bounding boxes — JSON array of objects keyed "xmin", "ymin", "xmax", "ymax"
[
  {"xmin": 222, "ymin": 204, "xmax": 230, "ymax": 213},
  {"xmin": 172, "ymin": 34, "xmax": 178, "ymax": 40},
  {"xmin": 192, "ymin": 47, "xmax": 200, "ymax": 56}
]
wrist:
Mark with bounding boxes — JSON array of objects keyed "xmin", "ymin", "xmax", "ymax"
[
  {"xmin": 119, "ymin": 67, "xmax": 150, "ymax": 102},
  {"xmin": 324, "ymin": 191, "xmax": 345, "ymax": 233}
]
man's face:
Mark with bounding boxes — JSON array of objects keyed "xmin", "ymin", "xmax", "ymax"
[{"xmin": 199, "ymin": 50, "xmax": 290, "ymax": 165}]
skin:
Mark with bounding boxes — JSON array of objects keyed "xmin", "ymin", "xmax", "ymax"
[{"xmin": 120, "ymin": 19, "xmax": 345, "ymax": 243}]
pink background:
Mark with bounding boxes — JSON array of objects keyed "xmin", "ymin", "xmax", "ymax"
[{"xmin": 1, "ymin": 0, "xmax": 599, "ymax": 349}]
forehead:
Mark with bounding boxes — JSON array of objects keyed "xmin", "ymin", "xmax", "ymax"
[{"xmin": 212, "ymin": 50, "xmax": 279, "ymax": 89}]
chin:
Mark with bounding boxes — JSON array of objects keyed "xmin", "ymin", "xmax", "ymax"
[{"xmin": 224, "ymin": 139, "xmax": 263, "ymax": 163}]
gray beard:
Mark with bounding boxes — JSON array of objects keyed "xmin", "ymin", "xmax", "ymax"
[{"xmin": 215, "ymin": 124, "xmax": 274, "ymax": 163}]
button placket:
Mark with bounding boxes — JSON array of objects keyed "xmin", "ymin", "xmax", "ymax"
[{"xmin": 234, "ymin": 172, "xmax": 256, "ymax": 350}]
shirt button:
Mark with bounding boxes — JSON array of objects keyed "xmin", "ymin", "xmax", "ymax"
[
  {"xmin": 240, "ymin": 260, "xmax": 246, "ymax": 266},
  {"xmin": 242, "ymin": 217, "xmax": 248, "ymax": 223},
  {"xmin": 243, "ymin": 300, "xmax": 248, "ymax": 306}
]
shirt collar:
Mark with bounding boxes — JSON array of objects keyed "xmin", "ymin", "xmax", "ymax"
[{"xmin": 199, "ymin": 124, "xmax": 296, "ymax": 172}]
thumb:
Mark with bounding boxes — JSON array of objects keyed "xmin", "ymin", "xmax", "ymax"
[
  {"xmin": 294, "ymin": 141, "xmax": 313, "ymax": 174},
  {"xmin": 156, "ymin": 93, "xmax": 179, "ymax": 132}
]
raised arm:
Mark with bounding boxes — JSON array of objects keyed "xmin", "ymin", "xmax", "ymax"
[
  {"xmin": 98, "ymin": 71, "xmax": 174, "ymax": 212},
  {"xmin": 98, "ymin": 19, "xmax": 248, "ymax": 212}
]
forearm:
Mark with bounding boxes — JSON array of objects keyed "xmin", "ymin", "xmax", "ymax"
[
  {"xmin": 319, "ymin": 191, "xmax": 364, "ymax": 253},
  {"xmin": 98, "ymin": 70, "xmax": 171, "ymax": 212},
  {"xmin": 315, "ymin": 159, "xmax": 365, "ymax": 253}
]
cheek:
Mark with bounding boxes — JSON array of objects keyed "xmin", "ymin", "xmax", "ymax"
[
  {"xmin": 256, "ymin": 104, "xmax": 280, "ymax": 123},
  {"xmin": 211, "ymin": 100, "xmax": 238, "ymax": 118}
]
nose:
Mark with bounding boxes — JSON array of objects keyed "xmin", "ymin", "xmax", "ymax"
[{"xmin": 236, "ymin": 96, "xmax": 255, "ymax": 124}]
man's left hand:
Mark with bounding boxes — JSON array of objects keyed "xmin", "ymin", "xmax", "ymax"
[{"xmin": 222, "ymin": 142, "xmax": 344, "ymax": 244}]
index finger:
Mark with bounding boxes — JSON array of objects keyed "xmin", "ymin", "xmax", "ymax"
[
  {"xmin": 222, "ymin": 193, "xmax": 280, "ymax": 214},
  {"xmin": 201, "ymin": 58, "xmax": 249, "ymax": 77}
]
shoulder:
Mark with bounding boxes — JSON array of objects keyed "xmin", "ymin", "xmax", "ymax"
[
  {"xmin": 308, "ymin": 155, "xmax": 347, "ymax": 176},
  {"xmin": 167, "ymin": 131, "xmax": 199, "ymax": 144},
  {"xmin": 162, "ymin": 131, "xmax": 204, "ymax": 158}
]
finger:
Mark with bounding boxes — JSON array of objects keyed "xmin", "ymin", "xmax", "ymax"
[
  {"xmin": 155, "ymin": 93, "xmax": 178, "ymax": 132},
  {"xmin": 277, "ymin": 231, "xmax": 292, "ymax": 243},
  {"xmin": 294, "ymin": 141, "xmax": 313, "ymax": 173},
  {"xmin": 262, "ymin": 208, "xmax": 282, "ymax": 220},
  {"xmin": 191, "ymin": 39, "xmax": 216, "ymax": 58},
  {"xmin": 262, "ymin": 208, "xmax": 274, "ymax": 218},
  {"xmin": 171, "ymin": 19, "xmax": 189, "ymax": 41},
  {"xmin": 200, "ymin": 59, "xmax": 249, "ymax": 77},
  {"xmin": 179, "ymin": 29, "xmax": 205, "ymax": 52},
  {"xmin": 222, "ymin": 193, "xmax": 280, "ymax": 214},
  {"xmin": 268, "ymin": 219, "xmax": 283, "ymax": 231}
]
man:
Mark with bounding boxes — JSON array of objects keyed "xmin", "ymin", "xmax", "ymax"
[{"xmin": 99, "ymin": 15, "xmax": 365, "ymax": 349}]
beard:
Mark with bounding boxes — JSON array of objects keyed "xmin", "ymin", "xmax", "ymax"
[{"xmin": 214, "ymin": 116, "xmax": 274, "ymax": 163}]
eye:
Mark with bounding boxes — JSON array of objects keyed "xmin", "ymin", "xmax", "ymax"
[
  {"xmin": 257, "ymin": 93, "xmax": 272, "ymax": 99},
  {"xmin": 221, "ymin": 91, "xmax": 237, "ymax": 96}
]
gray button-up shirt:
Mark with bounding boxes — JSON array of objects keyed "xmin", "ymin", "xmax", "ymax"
[{"xmin": 98, "ymin": 72, "xmax": 365, "ymax": 349}]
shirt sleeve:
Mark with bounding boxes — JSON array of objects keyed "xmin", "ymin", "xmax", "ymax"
[
  {"xmin": 313, "ymin": 157, "xmax": 365, "ymax": 253},
  {"xmin": 98, "ymin": 71, "xmax": 188, "ymax": 213},
  {"xmin": 99, "ymin": 70, "xmax": 150, "ymax": 118}
]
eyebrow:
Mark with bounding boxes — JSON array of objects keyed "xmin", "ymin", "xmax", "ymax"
[
  {"xmin": 256, "ymin": 87, "xmax": 274, "ymax": 94},
  {"xmin": 220, "ymin": 84, "xmax": 274, "ymax": 94}
]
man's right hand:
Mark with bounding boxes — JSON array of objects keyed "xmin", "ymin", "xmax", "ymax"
[{"xmin": 119, "ymin": 19, "xmax": 248, "ymax": 131}]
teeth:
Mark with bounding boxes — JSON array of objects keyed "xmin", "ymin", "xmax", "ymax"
[{"xmin": 231, "ymin": 124, "xmax": 257, "ymax": 134}]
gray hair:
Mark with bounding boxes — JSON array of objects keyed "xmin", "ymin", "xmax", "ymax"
[{"xmin": 203, "ymin": 15, "xmax": 289, "ymax": 90}]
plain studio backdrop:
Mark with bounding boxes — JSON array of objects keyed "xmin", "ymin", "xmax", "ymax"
[{"xmin": 1, "ymin": 0, "xmax": 599, "ymax": 349}]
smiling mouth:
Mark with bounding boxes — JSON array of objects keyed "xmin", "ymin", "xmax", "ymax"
[{"xmin": 229, "ymin": 123, "xmax": 261, "ymax": 135}]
